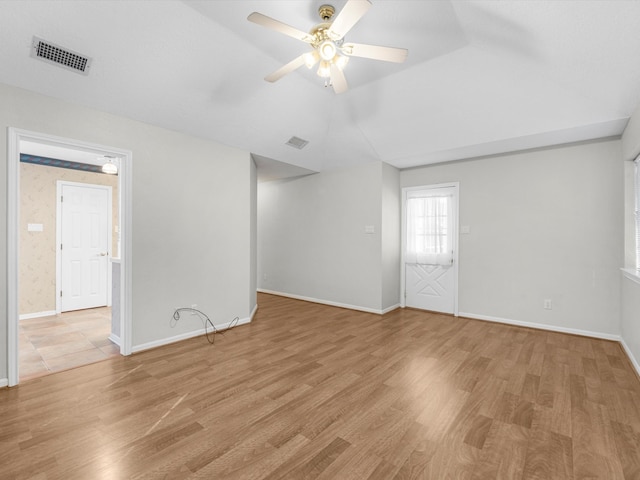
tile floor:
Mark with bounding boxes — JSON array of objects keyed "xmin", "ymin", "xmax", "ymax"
[{"xmin": 19, "ymin": 307, "xmax": 120, "ymax": 381}]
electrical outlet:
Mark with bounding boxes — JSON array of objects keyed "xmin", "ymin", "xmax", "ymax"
[{"xmin": 543, "ymin": 299, "xmax": 552, "ymax": 310}]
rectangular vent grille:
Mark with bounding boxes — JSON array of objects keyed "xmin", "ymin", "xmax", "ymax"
[
  {"xmin": 286, "ymin": 136, "xmax": 309, "ymax": 150},
  {"xmin": 31, "ymin": 37, "xmax": 92, "ymax": 75}
]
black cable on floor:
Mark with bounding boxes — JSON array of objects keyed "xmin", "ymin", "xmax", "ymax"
[{"xmin": 171, "ymin": 308, "xmax": 240, "ymax": 344}]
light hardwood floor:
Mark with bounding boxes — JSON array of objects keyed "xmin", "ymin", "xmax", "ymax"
[{"xmin": 2, "ymin": 293, "xmax": 639, "ymax": 479}]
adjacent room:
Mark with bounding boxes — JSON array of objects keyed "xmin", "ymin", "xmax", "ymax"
[
  {"xmin": 18, "ymin": 141, "xmax": 122, "ymax": 380},
  {"xmin": 1, "ymin": 1, "xmax": 639, "ymax": 478}
]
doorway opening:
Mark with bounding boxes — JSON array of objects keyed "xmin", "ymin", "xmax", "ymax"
[
  {"xmin": 401, "ymin": 183, "xmax": 459, "ymax": 315},
  {"xmin": 19, "ymin": 174, "xmax": 116, "ymax": 380},
  {"xmin": 7, "ymin": 128, "xmax": 132, "ymax": 386}
]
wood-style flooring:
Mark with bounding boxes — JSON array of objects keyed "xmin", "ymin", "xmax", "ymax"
[
  {"xmin": 19, "ymin": 307, "xmax": 119, "ymax": 381},
  {"xmin": 1, "ymin": 293, "xmax": 640, "ymax": 479}
]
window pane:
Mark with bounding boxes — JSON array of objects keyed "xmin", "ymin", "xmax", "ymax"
[{"xmin": 407, "ymin": 196, "xmax": 449, "ymax": 254}]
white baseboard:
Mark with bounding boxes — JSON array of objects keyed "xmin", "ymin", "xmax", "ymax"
[
  {"xmin": 620, "ymin": 338, "xmax": 640, "ymax": 379},
  {"xmin": 131, "ymin": 314, "xmax": 252, "ymax": 354},
  {"xmin": 0, "ymin": 378, "xmax": 8, "ymax": 388},
  {"xmin": 258, "ymin": 289, "xmax": 394, "ymax": 315},
  {"xmin": 109, "ymin": 333, "xmax": 121, "ymax": 346},
  {"xmin": 19, "ymin": 310, "xmax": 56, "ymax": 321},
  {"xmin": 382, "ymin": 303, "xmax": 401, "ymax": 314},
  {"xmin": 458, "ymin": 311, "xmax": 622, "ymax": 341}
]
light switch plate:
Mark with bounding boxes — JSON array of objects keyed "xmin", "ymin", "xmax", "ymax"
[{"xmin": 27, "ymin": 223, "xmax": 43, "ymax": 232}]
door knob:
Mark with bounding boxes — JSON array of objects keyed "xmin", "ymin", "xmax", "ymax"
[{"xmin": 99, "ymin": 252, "xmax": 108, "ymax": 257}]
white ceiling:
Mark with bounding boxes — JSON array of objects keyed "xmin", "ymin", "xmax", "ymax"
[{"xmin": 2, "ymin": 0, "xmax": 640, "ymax": 175}]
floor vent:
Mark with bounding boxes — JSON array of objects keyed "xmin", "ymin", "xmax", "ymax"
[
  {"xmin": 30, "ymin": 36, "xmax": 92, "ymax": 75},
  {"xmin": 285, "ymin": 136, "xmax": 309, "ymax": 149}
]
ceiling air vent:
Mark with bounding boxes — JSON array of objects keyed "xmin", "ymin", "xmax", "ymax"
[
  {"xmin": 30, "ymin": 36, "xmax": 92, "ymax": 75},
  {"xmin": 285, "ymin": 136, "xmax": 309, "ymax": 150}
]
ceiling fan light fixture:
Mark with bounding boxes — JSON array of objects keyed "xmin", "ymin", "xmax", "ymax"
[
  {"xmin": 318, "ymin": 40, "xmax": 337, "ymax": 61},
  {"xmin": 335, "ymin": 54, "xmax": 349, "ymax": 71},
  {"xmin": 101, "ymin": 156, "xmax": 118, "ymax": 175},
  {"xmin": 304, "ymin": 50, "xmax": 319, "ymax": 69},
  {"xmin": 317, "ymin": 61, "xmax": 331, "ymax": 78}
]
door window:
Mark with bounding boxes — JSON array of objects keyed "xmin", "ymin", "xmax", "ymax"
[{"xmin": 405, "ymin": 192, "xmax": 453, "ymax": 266}]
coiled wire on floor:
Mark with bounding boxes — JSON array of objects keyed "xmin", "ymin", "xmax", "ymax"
[{"xmin": 171, "ymin": 308, "xmax": 239, "ymax": 344}]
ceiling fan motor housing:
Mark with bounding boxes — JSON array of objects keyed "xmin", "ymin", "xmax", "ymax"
[{"xmin": 318, "ymin": 4, "xmax": 335, "ymax": 21}]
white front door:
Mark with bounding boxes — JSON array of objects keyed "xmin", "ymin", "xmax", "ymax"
[
  {"xmin": 403, "ymin": 185, "xmax": 458, "ymax": 314},
  {"xmin": 60, "ymin": 183, "xmax": 110, "ymax": 312}
]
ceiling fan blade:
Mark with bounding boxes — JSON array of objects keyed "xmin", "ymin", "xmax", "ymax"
[
  {"xmin": 327, "ymin": 0, "xmax": 372, "ymax": 40},
  {"xmin": 247, "ymin": 12, "xmax": 314, "ymax": 43},
  {"xmin": 264, "ymin": 54, "xmax": 307, "ymax": 83},
  {"xmin": 330, "ymin": 64, "xmax": 348, "ymax": 94},
  {"xmin": 341, "ymin": 42, "xmax": 408, "ymax": 63}
]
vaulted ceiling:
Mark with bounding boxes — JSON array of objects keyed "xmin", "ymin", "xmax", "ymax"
[{"xmin": 2, "ymin": 0, "xmax": 640, "ymax": 174}]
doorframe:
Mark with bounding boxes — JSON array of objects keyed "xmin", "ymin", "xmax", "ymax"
[
  {"xmin": 7, "ymin": 127, "xmax": 133, "ymax": 387},
  {"xmin": 56, "ymin": 181, "xmax": 113, "ymax": 313},
  {"xmin": 400, "ymin": 182, "xmax": 460, "ymax": 315}
]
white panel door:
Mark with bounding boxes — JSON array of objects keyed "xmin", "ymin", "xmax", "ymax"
[
  {"xmin": 404, "ymin": 186, "xmax": 457, "ymax": 314},
  {"xmin": 61, "ymin": 184, "xmax": 109, "ymax": 311},
  {"xmin": 406, "ymin": 263, "xmax": 455, "ymax": 313}
]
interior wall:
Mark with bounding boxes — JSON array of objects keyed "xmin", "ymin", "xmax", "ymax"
[
  {"xmin": 249, "ymin": 157, "xmax": 257, "ymax": 315},
  {"xmin": 258, "ymin": 162, "xmax": 384, "ymax": 312},
  {"xmin": 624, "ymin": 160, "xmax": 636, "ymax": 269},
  {"xmin": 1, "ymin": 83, "xmax": 254, "ymax": 380},
  {"xmin": 622, "ymin": 102, "xmax": 640, "ymax": 161},
  {"xmin": 381, "ymin": 162, "xmax": 401, "ymax": 310},
  {"xmin": 19, "ymin": 163, "xmax": 119, "ymax": 315},
  {"xmin": 622, "ymin": 276, "xmax": 640, "ymax": 371},
  {"xmin": 131, "ymin": 131, "xmax": 252, "ymax": 348},
  {"xmin": 401, "ymin": 138, "xmax": 624, "ymax": 336},
  {"xmin": 621, "ymin": 104, "xmax": 640, "ymax": 370},
  {"xmin": 0, "ymin": 105, "xmax": 6, "ymax": 381}
]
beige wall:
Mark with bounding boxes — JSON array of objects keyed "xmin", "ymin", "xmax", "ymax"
[{"xmin": 19, "ymin": 162, "xmax": 119, "ymax": 315}]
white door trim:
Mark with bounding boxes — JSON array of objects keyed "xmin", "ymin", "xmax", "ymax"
[
  {"xmin": 7, "ymin": 127, "xmax": 133, "ymax": 387},
  {"xmin": 56, "ymin": 181, "xmax": 113, "ymax": 313},
  {"xmin": 400, "ymin": 182, "xmax": 459, "ymax": 315}
]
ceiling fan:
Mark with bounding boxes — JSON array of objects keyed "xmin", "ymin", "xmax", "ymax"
[{"xmin": 247, "ymin": 0, "xmax": 408, "ymax": 94}]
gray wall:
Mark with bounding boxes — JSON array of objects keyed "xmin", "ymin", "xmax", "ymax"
[
  {"xmin": 133, "ymin": 130, "xmax": 252, "ymax": 347},
  {"xmin": 0, "ymin": 99, "xmax": 6, "ymax": 380},
  {"xmin": 249, "ymin": 157, "xmax": 257, "ymax": 315},
  {"xmin": 401, "ymin": 138, "xmax": 624, "ymax": 336},
  {"xmin": 624, "ymin": 160, "xmax": 636, "ymax": 269},
  {"xmin": 381, "ymin": 162, "xmax": 401, "ymax": 310},
  {"xmin": 257, "ymin": 162, "xmax": 398, "ymax": 312},
  {"xmin": 621, "ymin": 104, "xmax": 640, "ymax": 368},
  {"xmin": 621, "ymin": 277, "xmax": 640, "ymax": 370},
  {"xmin": 1, "ymin": 83, "xmax": 255, "ymax": 381},
  {"xmin": 623, "ymin": 102, "xmax": 640, "ymax": 161}
]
